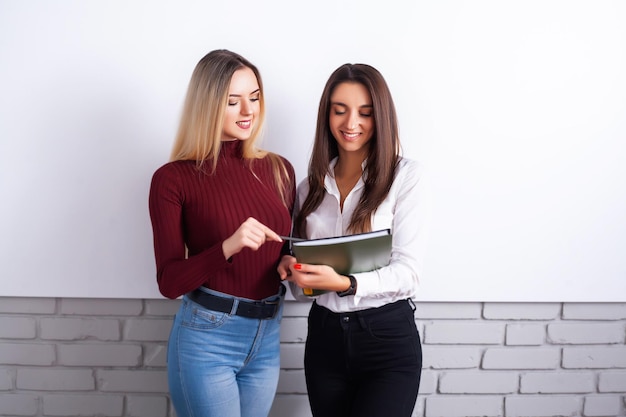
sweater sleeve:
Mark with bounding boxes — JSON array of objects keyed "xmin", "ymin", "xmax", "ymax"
[{"xmin": 148, "ymin": 165, "xmax": 231, "ymax": 299}]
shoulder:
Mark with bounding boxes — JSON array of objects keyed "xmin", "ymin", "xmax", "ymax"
[
  {"xmin": 393, "ymin": 157, "xmax": 427, "ymax": 191},
  {"xmin": 396, "ymin": 156, "xmax": 424, "ymax": 177},
  {"xmin": 277, "ymin": 154, "xmax": 296, "ymax": 178},
  {"xmin": 296, "ymin": 177, "xmax": 310, "ymax": 198},
  {"xmin": 261, "ymin": 151, "xmax": 295, "ymax": 176},
  {"xmin": 150, "ymin": 160, "xmax": 196, "ymax": 187}
]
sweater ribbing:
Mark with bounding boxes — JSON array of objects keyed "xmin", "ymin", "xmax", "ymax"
[{"xmin": 149, "ymin": 140, "xmax": 295, "ymax": 299}]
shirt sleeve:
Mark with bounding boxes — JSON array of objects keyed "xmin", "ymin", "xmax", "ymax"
[
  {"xmin": 148, "ymin": 165, "xmax": 231, "ymax": 299},
  {"xmin": 353, "ymin": 159, "xmax": 431, "ymax": 305}
]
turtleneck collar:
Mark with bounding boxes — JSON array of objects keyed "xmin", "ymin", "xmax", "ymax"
[{"xmin": 221, "ymin": 140, "xmax": 244, "ymax": 159}]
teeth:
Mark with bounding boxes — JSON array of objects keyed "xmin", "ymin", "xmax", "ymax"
[
  {"xmin": 237, "ymin": 121, "xmax": 251, "ymax": 128},
  {"xmin": 344, "ymin": 132, "xmax": 359, "ymax": 139}
]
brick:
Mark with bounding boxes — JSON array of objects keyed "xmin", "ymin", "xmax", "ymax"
[
  {"xmin": 584, "ymin": 395, "xmax": 623, "ymax": 416},
  {"xmin": 17, "ymin": 368, "xmax": 95, "ymax": 390},
  {"xmin": 415, "ymin": 302, "xmax": 482, "ymax": 319},
  {"xmin": 413, "ymin": 397, "xmax": 424, "ymax": 417},
  {"xmin": 0, "ymin": 342, "xmax": 55, "ymax": 366},
  {"xmin": 422, "ymin": 346, "xmax": 481, "ymax": 369},
  {"xmin": 0, "ymin": 317, "xmax": 36, "ymax": 339},
  {"xmin": 0, "ymin": 368, "xmax": 13, "ymax": 390},
  {"xmin": 483, "ymin": 303, "xmax": 560, "ymax": 320},
  {"xmin": 57, "ymin": 344, "xmax": 142, "ymax": 366},
  {"xmin": 282, "ymin": 300, "xmax": 313, "ymax": 317},
  {"xmin": 280, "ymin": 343, "xmax": 305, "ymax": 369},
  {"xmin": 144, "ymin": 298, "xmax": 180, "ymax": 316},
  {"xmin": 415, "ymin": 321, "xmax": 425, "ymax": 335},
  {"xmin": 425, "ymin": 396, "xmax": 503, "ymax": 417},
  {"xmin": 563, "ymin": 347, "xmax": 626, "ymax": 369},
  {"xmin": 60, "ymin": 298, "xmax": 142, "ymax": 316},
  {"xmin": 598, "ymin": 371, "xmax": 626, "ymax": 392},
  {"xmin": 0, "ymin": 297, "xmax": 56, "ymax": 314},
  {"xmin": 483, "ymin": 348, "xmax": 560, "ymax": 370},
  {"xmin": 547, "ymin": 323, "xmax": 624, "ymax": 344},
  {"xmin": 418, "ymin": 370, "xmax": 438, "ymax": 395},
  {"xmin": 0, "ymin": 393, "xmax": 39, "ymax": 416},
  {"xmin": 123, "ymin": 318, "xmax": 172, "ymax": 341},
  {"xmin": 269, "ymin": 394, "xmax": 312, "ymax": 417},
  {"xmin": 563, "ymin": 303, "xmax": 626, "ymax": 320},
  {"xmin": 520, "ymin": 371, "xmax": 595, "ymax": 393},
  {"xmin": 280, "ymin": 317, "xmax": 308, "ymax": 343},
  {"xmin": 506, "ymin": 323, "xmax": 545, "ymax": 345},
  {"xmin": 43, "ymin": 394, "xmax": 123, "ymax": 416},
  {"xmin": 126, "ymin": 395, "xmax": 168, "ymax": 417},
  {"xmin": 505, "ymin": 395, "xmax": 581, "ymax": 416},
  {"xmin": 439, "ymin": 371, "xmax": 518, "ymax": 394},
  {"xmin": 424, "ymin": 322, "xmax": 504, "ymax": 344},
  {"xmin": 143, "ymin": 344, "xmax": 167, "ymax": 367},
  {"xmin": 40, "ymin": 317, "xmax": 120, "ymax": 341},
  {"xmin": 97, "ymin": 370, "xmax": 167, "ymax": 393},
  {"xmin": 277, "ymin": 369, "xmax": 307, "ymax": 394}
]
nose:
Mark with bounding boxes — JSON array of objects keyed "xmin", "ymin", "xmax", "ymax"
[
  {"xmin": 241, "ymin": 100, "xmax": 253, "ymax": 116},
  {"xmin": 347, "ymin": 111, "xmax": 359, "ymax": 130}
]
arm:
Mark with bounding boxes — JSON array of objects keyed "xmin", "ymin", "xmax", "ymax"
[
  {"xmin": 353, "ymin": 159, "xmax": 430, "ymax": 303},
  {"xmin": 148, "ymin": 165, "xmax": 230, "ymax": 299},
  {"xmin": 149, "ymin": 165, "xmax": 282, "ymax": 299}
]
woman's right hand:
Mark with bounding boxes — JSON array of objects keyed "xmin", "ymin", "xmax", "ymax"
[
  {"xmin": 277, "ymin": 254, "xmax": 297, "ymax": 280},
  {"xmin": 222, "ymin": 217, "xmax": 282, "ymax": 260}
]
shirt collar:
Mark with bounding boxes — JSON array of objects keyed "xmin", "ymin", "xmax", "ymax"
[{"xmin": 324, "ymin": 157, "xmax": 368, "ymax": 197}]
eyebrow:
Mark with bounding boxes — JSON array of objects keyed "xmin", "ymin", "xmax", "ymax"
[
  {"xmin": 229, "ymin": 89, "xmax": 261, "ymax": 98},
  {"xmin": 331, "ymin": 101, "xmax": 373, "ymax": 109}
]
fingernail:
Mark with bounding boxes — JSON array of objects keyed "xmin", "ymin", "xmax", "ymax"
[{"xmin": 294, "ymin": 264, "xmax": 302, "ymax": 270}]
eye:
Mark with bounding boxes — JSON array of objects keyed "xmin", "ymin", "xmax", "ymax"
[
  {"xmin": 333, "ymin": 110, "xmax": 346, "ymax": 115},
  {"xmin": 228, "ymin": 100, "xmax": 238, "ymax": 106},
  {"xmin": 359, "ymin": 112, "xmax": 372, "ymax": 117}
]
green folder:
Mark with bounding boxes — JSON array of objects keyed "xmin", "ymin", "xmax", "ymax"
[{"xmin": 291, "ymin": 229, "xmax": 392, "ymax": 296}]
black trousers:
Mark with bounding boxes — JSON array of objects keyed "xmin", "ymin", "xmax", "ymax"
[{"xmin": 304, "ymin": 299, "xmax": 422, "ymax": 417}]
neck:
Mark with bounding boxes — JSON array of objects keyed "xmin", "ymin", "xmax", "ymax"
[{"xmin": 335, "ymin": 150, "xmax": 366, "ymax": 178}]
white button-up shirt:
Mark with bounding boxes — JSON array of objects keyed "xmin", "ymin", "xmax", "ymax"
[{"xmin": 293, "ymin": 156, "xmax": 430, "ymax": 312}]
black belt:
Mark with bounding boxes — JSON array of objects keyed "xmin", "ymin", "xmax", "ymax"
[{"xmin": 188, "ymin": 285, "xmax": 285, "ymax": 320}]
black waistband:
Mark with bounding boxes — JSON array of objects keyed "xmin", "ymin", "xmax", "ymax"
[
  {"xmin": 313, "ymin": 298, "xmax": 413, "ymax": 320},
  {"xmin": 188, "ymin": 285, "xmax": 285, "ymax": 320}
]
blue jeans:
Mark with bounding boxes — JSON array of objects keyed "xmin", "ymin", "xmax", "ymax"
[{"xmin": 167, "ymin": 287, "xmax": 284, "ymax": 417}]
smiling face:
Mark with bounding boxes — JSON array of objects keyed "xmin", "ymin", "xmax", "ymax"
[
  {"xmin": 329, "ymin": 81, "xmax": 375, "ymax": 158},
  {"xmin": 221, "ymin": 67, "xmax": 261, "ymax": 141}
]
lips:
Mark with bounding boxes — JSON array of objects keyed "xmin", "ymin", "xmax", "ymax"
[
  {"xmin": 342, "ymin": 131, "xmax": 360, "ymax": 141},
  {"xmin": 236, "ymin": 120, "xmax": 252, "ymax": 129}
]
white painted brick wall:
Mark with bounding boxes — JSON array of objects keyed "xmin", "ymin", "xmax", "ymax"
[{"xmin": 0, "ymin": 298, "xmax": 624, "ymax": 417}]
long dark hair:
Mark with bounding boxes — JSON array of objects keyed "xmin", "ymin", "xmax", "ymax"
[{"xmin": 295, "ymin": 63, "xmax": 401, "ymax": 236}]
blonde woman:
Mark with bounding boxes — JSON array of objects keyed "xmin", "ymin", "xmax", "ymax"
[{"xmin": 149, "ymin": 49, "xmax": 295, "ymax": 417}]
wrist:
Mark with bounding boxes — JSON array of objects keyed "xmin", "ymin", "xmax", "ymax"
[{"xmin": 336, "ymin": 275, "xmax": 357, "ymax": 297}]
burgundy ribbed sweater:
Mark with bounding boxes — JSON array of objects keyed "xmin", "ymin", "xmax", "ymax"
[{"xmin": 148, "ymin": 140, "xmax": 295, "ymax": 300}]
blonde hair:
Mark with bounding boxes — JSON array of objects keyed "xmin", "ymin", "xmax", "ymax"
[{"xmin": 170, "ymin": 49, "xmax": 291, "ymax": 204}]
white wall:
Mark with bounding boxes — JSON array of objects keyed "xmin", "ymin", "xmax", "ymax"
[{"xmin": 1, "ymin": 0, "xmax": 625, "ymax": 301}]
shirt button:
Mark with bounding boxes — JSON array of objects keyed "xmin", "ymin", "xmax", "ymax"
[{"xmin": 342, "ymin": 316, "xmax": 350, "ymax": 322}]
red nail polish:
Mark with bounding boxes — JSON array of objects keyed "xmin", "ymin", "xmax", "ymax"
[{"xmin": 294, "ymin": 264, "xmax": 302, "ymax": 270}]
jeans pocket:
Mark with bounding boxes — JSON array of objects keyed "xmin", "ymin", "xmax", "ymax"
[{"xmin": 180, "ymin": 298, "xmax": 230, "ymax": 330}]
